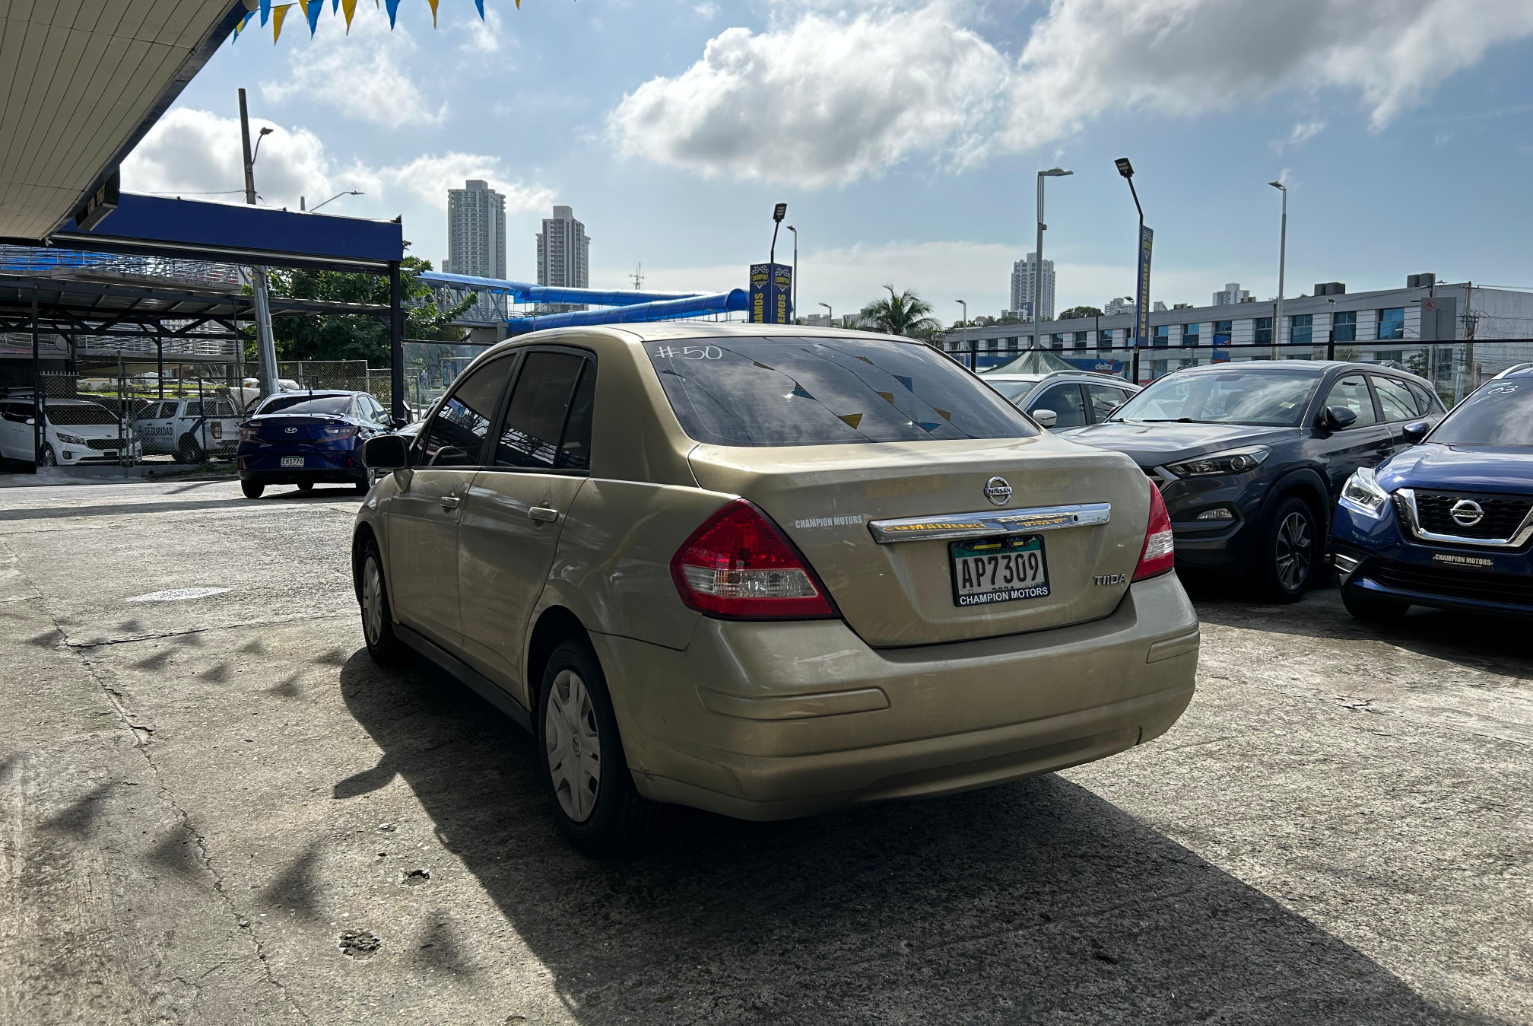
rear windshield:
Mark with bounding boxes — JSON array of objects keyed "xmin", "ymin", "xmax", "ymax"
[
  {"xmin": 643, "ymin": 337, "xmax": 1035, "ymax": 446},
  {"xmin": 1111, "ymin": 369, "xmax": 1320, "ymax": 427},
  {"xmin": 45, "ymin": 403, "xmax": 116, "ymax": 426},
  {"xmin": 1430, "ymin": 378, "xmax": 1533, "ymax": 446},
  {"xmin": 257, "ymin": 395, "xmax": 351, "ymax": 417}
]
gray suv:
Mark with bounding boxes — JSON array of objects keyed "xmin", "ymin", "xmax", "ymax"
[{"xmin": 1058, "ymin": 361, "xmax": 1446, "ymax": 601}]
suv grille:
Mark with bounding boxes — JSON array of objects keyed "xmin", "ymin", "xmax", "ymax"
[
  {"xmin": 1364, "ymin": 557, "xmax": 1533, "ymax": 608},
  {"xmin": 85, "ymin": 438, "xmax": 122, "ymax": 451},
  {"xmin": 1410, "ymin": 491, "xmax": 1533, "ymax": 540}
]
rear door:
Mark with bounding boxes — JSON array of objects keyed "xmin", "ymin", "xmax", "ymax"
[
  {"xmin": 389, "ymin": 355, "xmax": 516, "ymax": 649},
  {"xmin": 458, "ymin": 348, "xmax": 595, "ymax": 694},
  {"xmin": 1317, "ymin": 372, "xmax": 1390, "ymax": 497}
]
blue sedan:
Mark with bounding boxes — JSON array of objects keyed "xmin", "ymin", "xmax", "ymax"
[
  {"xmin": 236, "ymin": 390, "xmax": 399, "ymax": 499},
  {"xmin": 1331, "ymin": 367, "xmax": 1533, "ymax": 621}
]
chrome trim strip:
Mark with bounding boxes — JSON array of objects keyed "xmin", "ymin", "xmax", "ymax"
[
  {"xmin": 867, "ymin": 502, "xmax": 1111, "ymax": 544},
  {"xmin": 1395, "ymin": 488, "xmax": 1533, "ymax": 549}
]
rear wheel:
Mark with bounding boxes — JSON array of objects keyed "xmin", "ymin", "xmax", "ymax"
[
  {"xmin": 359, "ymin": 541, "xmax": 405, "ymax": 663},
  {"xmin": 1341, "ymin": 586, "xmax": 1409, "ymax": 624},
  {"xmin": 176, "ymin": 434, "xmax": 205, "ymax": 464},
  {"xmin": 296, "ymin": 481, "xmax": 314, "ymax": 494},
  {"xmin": 240, "ymin": 479, "xmax": 264, "ymax": 499},
  {"xmin": 1255, "ymin": 496, "xmax": 1317, "ymax": 603},
  {"xmin": 354, "ymin": 480, "xmax": 370, "ymax": 495},
  {"xmin": 536, "ymin": 637, "xmax": 661, "ymax": 858}
]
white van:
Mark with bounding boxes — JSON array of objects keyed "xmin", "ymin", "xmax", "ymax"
[
  {"xmin": 0, "ymin": 396, "xmax": 142, "ymax": 466},
  {"xmin": 137, "ymin": 396, "xmax": 243, "ymax": 462}
]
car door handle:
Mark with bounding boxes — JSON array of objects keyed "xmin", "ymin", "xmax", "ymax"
[
  {"xmin": 528, "ymin": 506, "xmax": 559, "ymax": 523},
  {"xmin": 439, "ymin": 495, "xmax": 461, "ymax": 510}
]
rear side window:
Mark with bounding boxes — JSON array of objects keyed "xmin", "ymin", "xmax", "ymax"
[
  {"xmin": 495, "ymin": 352, "xmax": 588, "ymax": 469},
  {"xmin": 1087, "ymin": 384, "xmax": 1132, "ymax": 422},
  {"xmin": 644, "ymin": 336, "xmax": 1034, "ymax": 446},
  {"xmin": 424, "ymin": 357, "xmax": 514, "ymax": 466},
  {"xmin": 1407, "ymin": 381, "xmax": 1439, "ymax": 416},
  {"xmin": 1373, "ymin": 377, "xmax": 1418, "ymax": 422}
]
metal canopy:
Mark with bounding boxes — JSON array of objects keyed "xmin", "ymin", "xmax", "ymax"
[{"xmin": 0, "ymin": 1, "xmax": 245, "ymax": 242}]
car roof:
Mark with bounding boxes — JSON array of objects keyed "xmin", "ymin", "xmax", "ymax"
[
  {"xmin": 1169, "ymin": 359, "xmax": 1431, "ymax": 383},
  {"xmin": 261, "ymin": 389, "xmax": 357, "ymax": 398}
]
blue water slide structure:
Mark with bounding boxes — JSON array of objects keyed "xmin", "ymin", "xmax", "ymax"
[{"xmin": 417, "ymin": 271, "xmax": 746, "ymax": 334}]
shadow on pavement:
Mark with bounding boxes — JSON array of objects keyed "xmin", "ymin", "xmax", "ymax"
[
  {"xmin": 336, "ymin": 650, "xmax": 1501, "ymax": 1025},
  {"xmin": 0, "ymin": 492, "xmax": 363, "ymax": 522}
]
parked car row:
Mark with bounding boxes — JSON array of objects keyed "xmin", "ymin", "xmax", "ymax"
[{"xmin": 0, "ymin": 392, "xmax": 143, "ymax": 466}]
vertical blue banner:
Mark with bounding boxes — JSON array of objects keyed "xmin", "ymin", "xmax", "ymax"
[
  {"xmin": 1134, "ymin": 225, "xmax": 1153, "ymax": 347},
  {"xmin": 748, "ymin": 263, "xmax": 793, "ymax": 323}
]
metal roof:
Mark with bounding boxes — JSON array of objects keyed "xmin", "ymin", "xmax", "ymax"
[{"xmin": 0, "ymin": 0, "xmax": 243, "ymax": 242}]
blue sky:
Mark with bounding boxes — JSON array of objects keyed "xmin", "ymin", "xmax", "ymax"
[{"xmin": 124, "ymin": 0, "xmax": 1533, "ymax": 323}]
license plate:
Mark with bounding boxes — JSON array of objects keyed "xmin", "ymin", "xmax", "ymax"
[
  {"xmin": 950, "ymin": 535, "xmax": 1050, "ymax": 607},
  {"xmin": 103, "ymin": 451, "xmax": 118, "ymax": 459},
  {"xmin": 281, "ymin": 456, "xmax": 305, "ymax": 468}
]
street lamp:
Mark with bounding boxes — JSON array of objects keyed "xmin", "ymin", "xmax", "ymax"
[
  {"xmin": 819, "ymin": 301, "xmax": 833, "ymax": 328},
  {"xmin": 1034, "ymin": 167, "xmax": 1072, "ymax": 350},
  {"xmin": 786, "ymin": 225, "xmax": 798, "ymax": 323},
  {"xmin": 1115, "ymin": 157, "xmax": 1145, "ymax": 382},
  {"xmin": 768, "ymin": 203, "xmax": 787, "ymax": 325},
  {"xmin": 309, "ymin": 190, "xmax": 363, "ymax": 213},
  {"xmin": 956, "ymin": 299, "xmax": 969, "ymax": 367},
  {"xmin": 1269, "ymin": 180, "xmax": 1287, "ymax": 351}
]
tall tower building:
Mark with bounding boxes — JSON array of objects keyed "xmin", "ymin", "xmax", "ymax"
[
  {"xmin": 445, "ymin": 180, "xmax": 506, "ymax": 279},
  {"xmin": 536, "ymin": 205, "xmax": 590, "ymax": 289},
  {"xmin": 1010, "ymin": 253, "xmax": 1056, "ymax": 322}
]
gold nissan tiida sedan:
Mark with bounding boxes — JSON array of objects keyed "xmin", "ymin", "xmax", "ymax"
[{"xmin": 354, "ymin": 324, "xmax": 1199, "ymax": 855}]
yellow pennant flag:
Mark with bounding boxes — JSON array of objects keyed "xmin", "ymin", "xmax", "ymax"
[
  {"xmin": 342, "ymin": 0, "xmax": 357, "ymax": 31},
  {"xmin": 427, "ymin": 0, "xmax": 439, "ymax": 26},
  {"xmin": 271, "ymin": 3, "xmax": 296, "ymax": 42}
]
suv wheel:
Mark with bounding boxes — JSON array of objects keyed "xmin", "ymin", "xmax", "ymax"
[
  {"xmin": 536, "ymin": 637, "xmax": 661, "ymax": 858},
  {"xmin": 41, "ymin": 444, "xmax": 58, "ymax": 467},
  {"xmin": 1341, "ymin": 586, "xmax": 1409, "ymax": 624},
  {"xmin": 359, "ymin": 541, "xmax": 405, "ymax": 663},
  {"xmin": 1256, "ymin": 496, "xmax": 1317, "ymax": 603}
]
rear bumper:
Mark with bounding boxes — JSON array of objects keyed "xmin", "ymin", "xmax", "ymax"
[
  {"xmin": 238, "ymin": 446, "xmax": 365, "ymax": 484},
  {"xmin": 592, "ymin": 573, "xmax": 1200, "ymax": 821}
]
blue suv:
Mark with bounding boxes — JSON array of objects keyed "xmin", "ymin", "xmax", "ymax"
[{"xmin": 1332, "ymin": 366, "xmax": 1533, "ymax": 621}]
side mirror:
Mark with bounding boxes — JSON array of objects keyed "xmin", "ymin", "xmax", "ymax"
[
  {"xmin": 1320, "ymin": 405, "xmax": 1358, "ymax": 432},
  {"xmin": 391, "ymin": 413, "xmax": 411, "ymax": 429},
  {"xmin": 1031, "ymin": 409, "xmax": 1058, "ymax": 429},
  {"xmin": 1401, "ymin": 420, "xmax": 1430, "ymax": 443},
  {"xmin": 363, "ymin": 434, "xmax": 410, "ymax": 471},
  {"xmin": 24, "ymin": 418, "xmax": 34, "ymax": 427}
]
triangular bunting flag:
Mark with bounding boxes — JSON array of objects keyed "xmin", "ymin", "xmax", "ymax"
[
  {"xmin": 232, "ymin": 10, "xmax": 254, "ymax": 42},
  {"xmin": 876, "ymin": 391, "xmax": 895, "ymax": 405},
  {"xmin": 272, "ymin": 3, "xmax": 295, "ymax": 42},
  {"xmin": 837, "ymin": 413, "xmax": 863, "ymax": 430},
  {"xmin": 385, "ymin": 0, "xmax": 401, "ymax": 28},
  {"xmin": 331, "ymin": 0, "xmax": 340, "ymax": 10},
  {"xmin": 476, "ymin": 0, "xmax": 486, "ymax": 18},
  {"xmin": 305, "ymin": 0, "xmax": 323, "ymax": 36},
  {"xmin": 260, "ymin": 0, "xmax": 272, "ymax": 26},
  {"xmin": 342, "ymin": 0, "xmax": 357, "ymax": 31},
  {"xmin": 933, "ymin": 407, "xmax": 953, "ymax": 421},
  {"xmin": 791, "ymin": 383, "xmax": 815, "ymax": 400},
  {"xmin": 427, "ymin": 0, "xmax": 439, "ymax": 26},
  {"xmin": 893, "ymin": 374, "xmax": 914, "ymax": 391}
]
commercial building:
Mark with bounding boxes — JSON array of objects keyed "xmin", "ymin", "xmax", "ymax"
[
  {"xmin": 940, "ymin": 276, "xmax": 1533, "ymax": 388},
  {"xmin": 445, "ymin": 180, "xmax": 506, "ymax": 279},
  {"xmin": 536, "ymin": 205, "xmax": 590, "ymax": 290},
  {"xmin": 1010, "ymin": 253, "xmax": 1055, "ymax": 322}
]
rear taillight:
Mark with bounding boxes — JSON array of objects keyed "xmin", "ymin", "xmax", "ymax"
[
  {"xmin": 238, "ymin": 425, "xmax": 258, "ymax": 441},
  {"xmin": 321, "ymin": 424, "xmax": 358, "ymax": 440},
  {"xmin": 670, "ymin": 500, "xmax": 836, "ymax": 619},
  {"xmin": 1133, "ymin": 479, "xmax": 1175, "ymax": 581}
]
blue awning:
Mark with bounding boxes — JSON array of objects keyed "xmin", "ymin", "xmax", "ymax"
[
  {"xmin": 506, "ymin": 290, "xmax": 749, "ymax": 333},
  {"xmin": 419, "ymin": 270, "xmax": 703, "ymax": 306}
]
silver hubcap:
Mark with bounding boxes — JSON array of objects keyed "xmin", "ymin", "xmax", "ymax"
[
  {"xmin": 1274, "ymin": 511, "xmax": 1312, "ymax": 591},
  {"xmin": 361, "ymin": 556, "xmax": 384, "ymax": 645},
  {"xmin": 545, "ymin": 669, "xmax": 601, "ymax": 823}
]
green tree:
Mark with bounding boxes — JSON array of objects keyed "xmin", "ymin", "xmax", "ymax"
[
  {"xmin": 257, "ymin": 254, "xmax": 473, "ymax": 364},
  {"xmin": 858, "ymin": 285, "xmax": 939, "ymax": 337},
  {"xmin": 1057, "ymin": 305, "xmax": 1104, "ymax": 320}
]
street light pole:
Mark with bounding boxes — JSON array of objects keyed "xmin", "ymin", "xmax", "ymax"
[
  {"xmin": 239, "ymin": 87, "xmax": 279, "ymax": 401},
  {"xmin": 1269, "ymin": 181, "xmax": 1287, "ymax": 352},
  {"xmin": 787, "ymin": 225, "xmax": 797, "ymax": 323},
  {"xmin": 1034, "ymin": 167, "xmax": 1072, "ymax": 351},
  {"xmin": 819, "ymin": 301, "xmax": 833, "ymax": 329},
  {"xmin": 1114, "ymin": 158, "xmax": 1145, "ymax": 383},
  {"xmin": 956, "ymin": 299, "xmax": 969, "ymax": 369},
  {"xmin": 309, "ymin": 189, "xmax": 363, "ymax": 213}
]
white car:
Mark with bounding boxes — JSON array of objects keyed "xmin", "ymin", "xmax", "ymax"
[
  {"xmin": 982, "ymin": 371, "xmax": 1140, "ymax": 429},
  {"xmin": 138, "ymin": 396, "xmax": 243, "ymax": 461},
  {"xmin": 0, "ymin": 395, "xmax": 142, "ymax": 466}
]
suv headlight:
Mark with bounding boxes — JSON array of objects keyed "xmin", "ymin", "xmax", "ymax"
[
  {"xmin": 1165, "ymin": 445, "xmax": 1271, "ymax": 478},
  {"xmin": 1339, "ymin": 466, "xmax": 1391, "ymax": 518},
  {"xmin": 55, "ymin": 432, "xmax": 88, "ymax": 445}
]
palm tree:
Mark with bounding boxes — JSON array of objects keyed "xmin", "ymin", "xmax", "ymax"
[{"xmin": 858, "ymin": 285, "xmax": 939, "ymax": 337}]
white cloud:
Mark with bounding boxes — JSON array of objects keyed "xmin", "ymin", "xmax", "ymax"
[
  {"xmin": 1271, "ymin": 119, "xmax": 1327, "ymax": 153},
  {"xmin": 692, "ymin": 2, "xmax": 720, "ymax": 17},
  {"xmin": 262, "ymin": 14, "xmax": 445, "ymax": 128},
  {"xmin": 609, "ymin": 0, "xmax": 1533, "ymax": 186},
  {"xmin": 120, "ymin": 108, "xmax": 552, "ymax": 220},
  {"xmin": 459, "ymin": 8, "xmax": 504, "ymax": 53}
]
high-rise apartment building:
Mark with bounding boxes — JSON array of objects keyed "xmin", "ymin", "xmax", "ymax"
[
  {"xmin": 536, "ymin": 205, "xmax": 590, "ymax": 289},
  {"xmin": 1212, "ymin": 282, "xmax": 1251, "ymax": 305},
  {"xmin": 1010, "ymin": 253, "xmax": 1055, "ymax": 322},
  {"xmin": 445, "ymin": 180, "xmax": 506, "ymax": 279}
]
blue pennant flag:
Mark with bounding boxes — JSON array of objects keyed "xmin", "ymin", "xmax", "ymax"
[
  {"xmin": 385, "ymin": 0, "xmax": 401, "ymax": 28},
  {"xmin": 332, "ymin": 0, "xmax": 340, "ymax": 10},
  {"xmin": 306, "ymin": 0, "xmax": 323, "ymax": 35},
  {"xmin": 232, "ymin": 10, "xmax": 254, "ymax": 42},
  {"xmin": 260, "ymin": 0, "xmax": 271, "ymax": 25},
  {"xmin": 476, "ymin": 0, "xmax": 486, "ymax": 19}
]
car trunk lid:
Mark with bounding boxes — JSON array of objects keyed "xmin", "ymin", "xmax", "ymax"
[
  {"xmin": 250, "ymin": 414, "xmax": 350, "ymax": 442},
  {"xmin": 687, "ymin": 434, "xmax": 1152, "ymax": 647}
]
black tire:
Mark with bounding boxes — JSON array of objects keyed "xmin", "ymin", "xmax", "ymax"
[
  {"xmin": 240, "ymin": 479, "xmax": 265, "ymax": 499},
  {"xmin": 1254, "ymin": 495, "xmax": 1318, "ymax": 603},
  {"xmin": 536, "ymin": 636, "xmax": 662, "ymax": 858},
  {"xmin": 358, "ymin": 540, "xmax": 405, "ymax": 664},
  {"xmin": 296, "ymin": 481, "xmax": 314, "ymax": 494},
  {"xmin": 41, "ymin": 444, "xmax": 57, "ymax": 467},
  {"xmin": 354, "ymin": 480, "xmax": 370, "ymax": 495},
  {"xmin": 1341, "ymin": 586, "xmax": 1409, "ymax": 624},
  {"xmin": 177, "ymin": 434, "xmax": 205, "ymax": 464}
]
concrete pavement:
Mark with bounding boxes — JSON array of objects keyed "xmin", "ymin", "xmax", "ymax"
[{"xmin": 0, "ymin": 475, "xmax": 1527, "ymax": 1024}]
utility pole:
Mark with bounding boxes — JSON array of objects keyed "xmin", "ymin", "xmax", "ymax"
[
  {"xmin": 956, "ymin": 299, "xmax": 968, "ymax": 369},
  {"xmin": 239, "ymin": 88, "xmax": 279, "ymax": 399},
  {"xmin": 787, "ymin": 225, "xmax": 798, "ymax": 323}
]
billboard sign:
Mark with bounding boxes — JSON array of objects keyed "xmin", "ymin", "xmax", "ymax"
[
  {"xmin": 1134, "ymin": 225, "xmax": 1153, "ymax": 347},
  {"xmin": 749, "ymin": 262, "xmax": 794, "ymax": 324}
]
